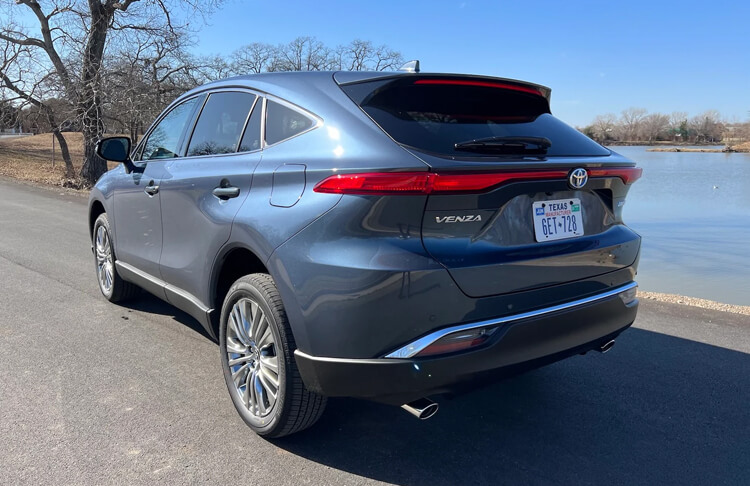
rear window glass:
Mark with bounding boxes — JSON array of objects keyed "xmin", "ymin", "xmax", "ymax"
[
  {"xmin": 341, "ymin": 77, "xmax": 610, "ymax": 157},
  {"xmin": 187, "ymin": 91, "xmax": 256, "ymax": 157},
  {"xmin": 265, "ymin": 100, "xmax": 314, "ymax": 146}
]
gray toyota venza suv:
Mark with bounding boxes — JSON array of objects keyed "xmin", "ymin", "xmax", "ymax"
[{"xmin": 90, "ymin": 71, "xmax": 642, "ymax": 437}]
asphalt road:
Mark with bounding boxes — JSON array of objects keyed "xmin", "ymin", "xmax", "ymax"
[{"xmin": 1, "ymin": 178, "xmax": 749, "ymax": 485}]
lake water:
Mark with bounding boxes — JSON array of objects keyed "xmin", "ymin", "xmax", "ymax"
[{"xmin": 611, "ymin": 146, "xmax": 750, "ymax": 305}]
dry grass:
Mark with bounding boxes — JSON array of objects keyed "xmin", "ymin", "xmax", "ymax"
[{"xmin": 0, "ymin": 132, "xmax": 116, "ymax": 188}]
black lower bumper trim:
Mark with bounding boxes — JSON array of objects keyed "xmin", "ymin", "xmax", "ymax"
[{"xmin": 294, "ymin": 292, "xmax": 638, "ymax": 405}]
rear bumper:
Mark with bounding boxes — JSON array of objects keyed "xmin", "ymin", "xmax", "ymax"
[{"xmin": 294, "ymin": 283, "xmax": 638, "ymax": 405}]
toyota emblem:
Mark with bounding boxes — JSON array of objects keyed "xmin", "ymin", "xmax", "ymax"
[{"xmin": 568, "ymin": 168, "xmax": 588, "ymax": 189}]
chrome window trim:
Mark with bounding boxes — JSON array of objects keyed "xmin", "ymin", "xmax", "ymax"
[{"xmin": 384, "ymin": 282, "xmax": 639, "ymax": 359}]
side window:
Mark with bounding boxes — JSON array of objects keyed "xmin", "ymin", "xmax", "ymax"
[
  {"xmin": 265, "ymin": 100, "xmax": 315, "ymax": 146},
  {"xmin": 187, "ymin": 92, "xmax": 256, "ymax": 157},
  {"xmin": 141, "ymin": 96, "xmax": 201, "ymax": 160},
  {"xmin": 238, "ymin": 98, "xmax": 263, "ymax": 152}
]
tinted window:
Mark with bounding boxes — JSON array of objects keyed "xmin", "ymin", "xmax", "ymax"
[
  {"xmin": 341, "ymin": 77, "xmax": 610, "ymax": 157},
  {"xmin": 141, "ymin": 96, "xmax": 201, "ymax": 160},
  {"xmin": 239, "ymin": 99, "xmax": 263, "ymax": 152},
  {"xmin": 187, "ymin": 92, "xmax": 256, "ymax": 157},
  {"xmin": 265, "ymin": 100, "xmax": 314, "ymax": 146}
]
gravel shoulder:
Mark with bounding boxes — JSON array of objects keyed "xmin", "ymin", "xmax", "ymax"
[{"xmin": 639, "ymin": 291, "xmax": 750, "ymax": 316}]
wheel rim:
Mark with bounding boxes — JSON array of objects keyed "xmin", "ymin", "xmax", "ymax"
[
  {"xmin": 226, "ymin": 297, "xmax": 280, "ymax": 418},
  {"xmin": 95, "ymin": 225, "xmax": 114, "ymax": 294}
]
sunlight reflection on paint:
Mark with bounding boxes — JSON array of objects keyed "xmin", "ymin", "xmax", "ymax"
[{"xmin": 327, "ymin": 126, "xmax": 340, "ymax": 140}]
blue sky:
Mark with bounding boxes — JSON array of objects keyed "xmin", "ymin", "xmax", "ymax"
[{"xmin": 193, "ymin": 0, "xmax": 750, "ymax": 127}]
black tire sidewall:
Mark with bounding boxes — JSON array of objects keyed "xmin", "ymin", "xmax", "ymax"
[{"xmin": 219, "ymin": 276, "xmax": 288, "ymax": 436}]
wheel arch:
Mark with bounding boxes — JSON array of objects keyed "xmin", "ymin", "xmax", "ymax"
[
  {"xmin": 89, "ymin": 199, "xmax": 106, "ymax": 239},
  {"xmin": 209, "ymin": 244, "xmax": 270, "ymax": 336}
]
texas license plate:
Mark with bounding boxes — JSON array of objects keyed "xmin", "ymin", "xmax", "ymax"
[{"xmin": 532, "ymin": 198, "xmax": 584, "ymax": 242}]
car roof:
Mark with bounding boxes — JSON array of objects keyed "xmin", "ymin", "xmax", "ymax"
[{"xmin": 180, "ymin": 70, "xmax": 551, "ymax": 103}]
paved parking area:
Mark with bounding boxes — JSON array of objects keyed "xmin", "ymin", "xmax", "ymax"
[{"xmin": 1, "ymin": 179, "xmax": 748, "ymax": 485}]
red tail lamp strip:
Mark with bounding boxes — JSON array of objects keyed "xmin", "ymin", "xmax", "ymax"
[
  {"xmin": 589, "ymin": 167, "xmax": 643, "ymax": 184},
  {"xmin": 313, "ymin": 168, "xmax": 641, "ymax": 196},
  {"xmin": 414, "ymin": 79, "xmax": 543, "ymax": 97}
]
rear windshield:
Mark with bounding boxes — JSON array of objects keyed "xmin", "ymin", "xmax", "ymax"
[{"xmin": 340, "ymin": 77, "xmax": 610, "ymax": 157}]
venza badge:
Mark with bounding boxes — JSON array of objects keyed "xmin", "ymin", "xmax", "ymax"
[
  {"xmin": 568, "ymin": 168, "xmax": 588, "ymax": 189},
  {"xmin": 435, "ymin": 215, "xmax": 482, "ymax": 223}
]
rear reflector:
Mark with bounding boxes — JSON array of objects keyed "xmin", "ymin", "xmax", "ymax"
[
  {"xmin": 415, "ymin": 327, "xmax": 497, "ymax": 357},
  {"xmin": 314, "ymin": 167, "xmax": 642, "ymax": 195},
  {"xmin": 414, "ymin": 79, "xmax": 543, "ymax": 97}
]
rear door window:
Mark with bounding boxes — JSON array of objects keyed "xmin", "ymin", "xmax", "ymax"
[
  {"xmin": 187, "ymin": 91, "xmax": 256, "ymax": 157},
  {"xmin": 265, "ymin": 100, "xmax": 315, "ymax": 146},
  {"xmin": 340, "ymin": 77, "xmax": 610, "ymax": 157}
]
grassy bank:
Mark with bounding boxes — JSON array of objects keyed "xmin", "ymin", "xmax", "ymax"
[
  {"xmin": 0, "ymin": 132, "xmax": 117, "ymax": 188},
  {"xmin": 617, "ymin": 141, "xmax": 750, "ymax": 153},
  {"xmin": 646, "ymin": 147, "xmax": 746, "ymax": 153}
]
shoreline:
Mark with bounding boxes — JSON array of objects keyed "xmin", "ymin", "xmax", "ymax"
[
  {"xmin": 645, "ymin": 147, "xmax": 748, "ymax": 153},
  {"xmin": 638, "ymin": 291, "xmax": 750, "ymax": 316}
]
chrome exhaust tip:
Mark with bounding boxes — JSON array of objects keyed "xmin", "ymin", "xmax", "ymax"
[
  {"xmin": 598, "ymin": 339, "xmax": 616, "ymax": 353},
  {"xmin": 401, "ymin": 398, "xmax": 439, "ymax": 420}
]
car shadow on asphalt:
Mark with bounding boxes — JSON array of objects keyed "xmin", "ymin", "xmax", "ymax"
[
  {"xmin": 273, "ymin": 328, "xmax": 749, "ymax": 486},
  {"xmin": 118, "ymin": 292, "xmax": 216, "ymax": 342}
]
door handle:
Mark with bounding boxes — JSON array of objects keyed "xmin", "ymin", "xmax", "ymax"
[
  {"xmin": 212, "ymin": 185, "xmax": 240, "ymax": 200},
  {"xmin": 144, "ymin": 181, "xmax": 159, "ymax": 195}
]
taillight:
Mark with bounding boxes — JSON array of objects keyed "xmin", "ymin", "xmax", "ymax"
[
  {"xmin": 313, "ymin": 167, "xmax": 641, "ymax": 196},
  {"xmin": 415, "ymin": 327, "xmax": 497, "ymax": 357},
  {"xmin": 313, "ymin": 170, "xmax": 568, "ymax": 195},
  {"xmin": 589, "ymin": 167, "xmax": 643, "ymax": 184}
]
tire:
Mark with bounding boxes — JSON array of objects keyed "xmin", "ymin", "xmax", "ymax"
[
  {"xmin": 92, "ymin": 213, "xmax": 140, "ymax": 303},
  {"xmin": 219, "ymin": 273, "xmax": 326, "ymax": 438}
]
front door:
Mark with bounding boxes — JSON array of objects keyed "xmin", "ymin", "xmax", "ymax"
[{"xmin": 112, "ymin": 95, "xmax": 204, "ymax": 279}]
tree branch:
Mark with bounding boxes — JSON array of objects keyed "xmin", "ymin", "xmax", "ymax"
[{"xmin": 15, "ymin": 0, "xmax": 77, "ymax": 99}]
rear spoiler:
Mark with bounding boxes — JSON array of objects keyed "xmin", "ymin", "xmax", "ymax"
[{"xmin": 333, "ymin": 71, "xmax": 552, "ymax": 103}]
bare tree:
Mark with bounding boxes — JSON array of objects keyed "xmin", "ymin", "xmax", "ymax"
[
  {"xmin": 231, "ymin": 43, "xmax": 277, "ymax": 74},
  {"xmin": 0, "ymin": 31, "xmax": 76, "ymax": 178},
  {"xmin": 275, "ymin": 36, "xmax": 333, "ymax": 72},
  {"xmin": 331, "ymin": 39, "xmax": 403, "ymax": 72},
  {"xmin": 102, "ymin": 36, "xmax": 195, "ymax": 141},
  {"xmin": 641, "ymin": 113, "xmax": 670, "ymax": 142},
  {"xmin": 1, "ymin": 0, "xmax": 221, "ymax": 185},
  {"xmin": 618, "ymin": 107, "xmax": 648, "ymax": 141},
  {"xmin": 231, "ymin": 37, "xmax": 404, "ymax": 75},
  {"xmin": 689, "ymin": 110, "xmax": 724, "ymax": 143},
  {"xmin": 591, "ymin": 113, "xmax": 617, "ymax": 142}
]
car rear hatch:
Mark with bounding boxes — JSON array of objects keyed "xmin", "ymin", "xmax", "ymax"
[{"xmin": 338, "ymin": 73, "xmax": 641, "ymax": 298}]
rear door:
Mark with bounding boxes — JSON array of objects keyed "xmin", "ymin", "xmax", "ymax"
[
  {"xmin": 340, "ymin": 75, "xmax": 641, "ymax": 297},
  {"xmin": 158, "ymin": 90, "xmax": 262, "ymax": 304}
]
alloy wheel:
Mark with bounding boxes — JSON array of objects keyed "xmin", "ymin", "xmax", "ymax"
[
  {"xmin": 225, "ymin": 297, "xmax": 280, "ymax": 418},
  {"xmin": 95, "ymin": 225, "xmax": 114, "ymax": 294}
]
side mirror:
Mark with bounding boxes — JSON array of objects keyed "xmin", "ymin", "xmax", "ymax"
[{"xmin": 96, "ymin": 136, "xmax": 141, "ymax": 174}]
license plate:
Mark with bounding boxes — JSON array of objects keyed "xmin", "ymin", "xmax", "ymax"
[{"xmin": 532, "ymin": 198, "xmax": 584, "ymax": 242}]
